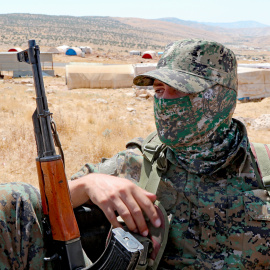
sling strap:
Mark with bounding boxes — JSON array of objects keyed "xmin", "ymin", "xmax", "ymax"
[
  {"xmin": 138, "ymin": 131, "xmax": 167, "ymax": 195},
  {"xmin": 250, "ymin": 142, "xmax": 270, "ymax": 195},
  {"xmin": 127, "ymin": 132, "xmax": 169, "ymax": 270}
]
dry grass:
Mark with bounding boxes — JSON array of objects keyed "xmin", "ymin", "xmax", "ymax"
[
  {"xmin": 1, "ymin": 66, "xmax": 270, "ymax": 189},
  {"xmin": 0, "ymin": 72, "xmax": 155, "ymax": 188}
]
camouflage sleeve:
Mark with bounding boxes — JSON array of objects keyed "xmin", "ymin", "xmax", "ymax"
[
  {"xmin": 71, "ymin": 137, "xmax": 144, "ymax": 184},
  {"xmin": 0, "ymin": 182, "xmax": 52, "ymax": 270}
]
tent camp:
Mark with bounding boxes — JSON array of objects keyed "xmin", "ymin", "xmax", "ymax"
[
  {"xmin": 66, "ymin": 64, "xmax": 134, "ymax": 89},
  {"xmin": 238, "ymin": 67, "xmax": 270, "ymax": 100},
  {"xmin": 142, "ymin": 51, "xmax": 157, "ymax": 59},
  {"xmin": 66, "ymin": 47, "xmax": 82, "ymax": 56},
  {"xmin": 8, "ymin": 48, "xmax": 22, "ymax": 52}
]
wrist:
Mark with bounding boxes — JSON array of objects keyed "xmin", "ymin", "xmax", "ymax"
[{"xmin": 68, "ymin": 176, "xmax": 92, "ymax": 208}]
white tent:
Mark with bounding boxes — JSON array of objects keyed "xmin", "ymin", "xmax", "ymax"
[
  {"xmin": 80, "ymin": 46, "xmax": 92, "ymax": 54},
  {"xmin": 238, "ymin": 67, "xmax": 270, "ymax": 100},
  {"xmin": 66, "ymin": 64, "xmax": 134, "ymax": 89},
  {"xmin": 56, "ymin": 45, "xmax": 70, "ymax": 54}
]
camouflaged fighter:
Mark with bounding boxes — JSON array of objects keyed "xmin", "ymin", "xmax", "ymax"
[
  {"xmin": 71, "ymin": 39, "xmax": 270, "ymax": 269},
  {"xmin": 1, "ymin": 39, "xmax": 270, "ymax": 270}
]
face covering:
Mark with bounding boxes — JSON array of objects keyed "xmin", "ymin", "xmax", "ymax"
[{"xmin": 154, "ymin": 85, "xmax": 240, "ymax": 174}]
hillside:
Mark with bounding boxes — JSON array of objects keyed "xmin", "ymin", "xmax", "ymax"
[
  {"xmin": 0, "ymin": 13, "xmax": 270, "ymax": 61},
  {"xmin": 0, "ymin": 13, "xmax": 263, "ymax": 52}
]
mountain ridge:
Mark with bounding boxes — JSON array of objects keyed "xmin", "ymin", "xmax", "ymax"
[
  {"xmin": 0, "ymin": 13, "xmax": 269, "ymax": 53},
  {"xmin": 158, "ymin": 17, "xmax": 270, "ymax": 29}
]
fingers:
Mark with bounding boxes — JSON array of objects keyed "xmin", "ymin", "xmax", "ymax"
[
  {"xmin": 80, "ymin": 174, "xmax": 161, "ymax": 235},
  {"xmin": 132, "ymin": 189, "xmax": 162, "ymax": 229},
  {"xmin": 119, "ymin": 194, "xmax": 149, "ymax": 235},
  {"xmin": 98, "ymin": 187, "xmax": 160, "ymax": 236},
  {"xmin": 119, "ymin": 187, "xmax": 161, "ymax": 235}
]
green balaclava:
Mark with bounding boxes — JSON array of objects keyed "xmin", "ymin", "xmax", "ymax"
[{"xmin": 133, "ymin": 39, "xmax": 240, "ymax": 174}]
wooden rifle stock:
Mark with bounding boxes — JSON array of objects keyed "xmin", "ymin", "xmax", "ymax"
[
  {"xmin": 18, "ymin": 40, "xmax": 85, "ymax": 269},
  {"xmin": 36, "ymin": 157, "xmax": 80, "ymax": 241}
]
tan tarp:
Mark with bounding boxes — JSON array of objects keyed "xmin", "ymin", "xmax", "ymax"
[
  {"xmin": 66, "ymin": 64, "xmax": 134, "ymax": 89},
  {"xmin": 47, "ymin": 47, "xmax": 61, "ymax": 53},
  {"xmin": 238, "ymin": 67, "xmax": 270, "ymax": 99}
]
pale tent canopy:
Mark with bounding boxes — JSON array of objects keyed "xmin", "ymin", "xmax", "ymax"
[
  {"xmin": 47, "ymin": 47, "xmax": 62, "ymax": 53},
  {"xmin": 66, "ymin": 47, "xmax": 82, "ymax": 56},
  {"xmin": 142, "ymin": 51, "xmax": 157, "ymax": 59},
  {"xmin": 238, "ymin": 67, "xmax": 270, "ymax": 100},
  {"xmin": 66, "ymin": 63, "xmax": 134, "ymax": 89},
  {"xmin": 80, "ymin": 46, "xmax": 92, "ymax": 54},
  {"xmin": 8, "ymin": 48, "xmax": 23, "ymax": 52},
  {"xmin": 56, "ymin": 45, "xmax": 70, "ymax": 54},
  {"xmin": 129, "ymin": 50, "xmax": 141, "ymax": 56}
]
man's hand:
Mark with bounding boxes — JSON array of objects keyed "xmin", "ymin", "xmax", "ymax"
[{"xmin": 69, "ymin": 174, "xmax": 161, "ymax": 236}]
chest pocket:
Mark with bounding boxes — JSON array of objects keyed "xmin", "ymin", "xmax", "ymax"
[
  {"xmin": 242, "ymin": 189, "xmax": 270, "ymax": 268},
  {"xmin": 244, "ymin": 189, "xmax": 270, "ymax": 221}
]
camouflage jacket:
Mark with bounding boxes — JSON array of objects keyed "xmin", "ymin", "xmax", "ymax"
[{"xmin": 71, "ymin": 120, "xmax": 270, "ymax": 270}]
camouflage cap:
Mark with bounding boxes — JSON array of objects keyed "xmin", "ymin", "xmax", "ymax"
[{"xmin": 133, "ymin": 39, "xmax": 238, "ymax": 93}]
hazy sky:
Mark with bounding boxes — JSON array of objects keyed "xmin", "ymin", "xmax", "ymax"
[{"xmin": 1, "ymin": 0, "xmax": 270, "ymax": 25}]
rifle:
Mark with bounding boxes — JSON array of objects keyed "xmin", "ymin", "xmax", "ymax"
[{"xmin": 17, "ymin": 40, "xmax": 145, "ymax": 270}]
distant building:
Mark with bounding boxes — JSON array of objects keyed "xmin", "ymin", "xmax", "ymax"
[
  {"xmin": 129, "ymin": 50, "xmax": 141, "ymax": 56},
  {"xmin": 0, "ymin": 52, "xmax": 54, "ymax": 77}
]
